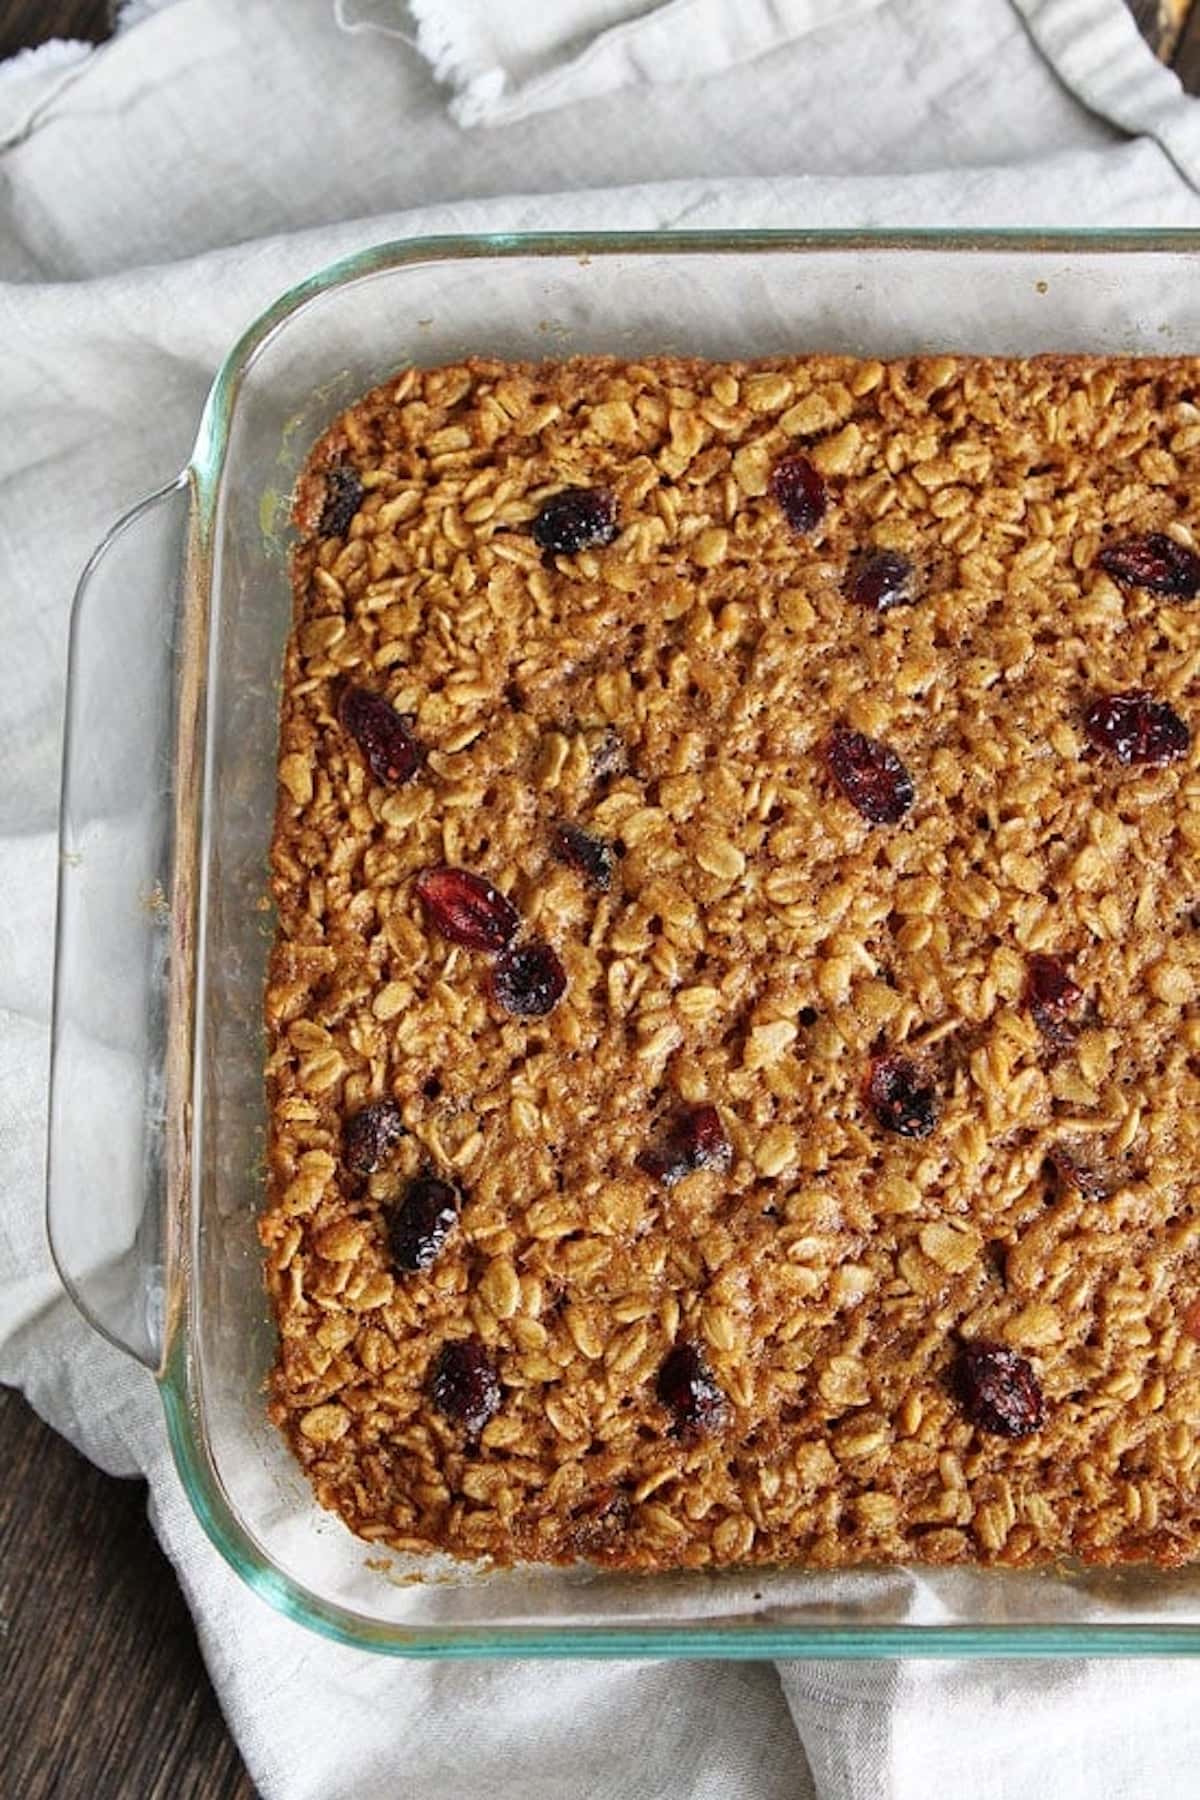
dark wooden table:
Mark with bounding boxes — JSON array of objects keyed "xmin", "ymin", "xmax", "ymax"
[
  {"xmin": 3, "ymin": 1, "xmax": 1200, "ymax": 1797},
  {"xmin": 0, "ymin": 1389, "xmax": 256, "ymax": 1799}
]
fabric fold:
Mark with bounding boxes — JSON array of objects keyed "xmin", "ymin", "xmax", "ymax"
[
  {"xmin": 400, "ymin": 0, "xmax": 893, "ymax": 129},
  {"xmin": 334, "ymin": 0, "xmax": 1200, "ymax": 172},
  {"xmin": 1014, "ymin": 0, "xmax": 1200, "ymax": 190}
]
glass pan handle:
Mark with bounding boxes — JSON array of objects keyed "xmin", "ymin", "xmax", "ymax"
[{"xmin": 47, "ymin": 475, "xmax": 196, "ymax": 1372}]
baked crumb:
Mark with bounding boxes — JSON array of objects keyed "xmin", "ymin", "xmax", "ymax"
[{"xmin": 262, "ymin": 353, "xmax": 1200, "ymax": 1571}]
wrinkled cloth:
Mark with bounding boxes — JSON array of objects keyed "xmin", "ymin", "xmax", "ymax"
[{"xmin": 3, "ymin": 2, "xmax": 1200, "ymax": 1796}]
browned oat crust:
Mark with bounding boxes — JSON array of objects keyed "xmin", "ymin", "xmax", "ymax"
[{"xmin": 262, "ymin": 352, "xmax": 1200, "ymax": 1571}]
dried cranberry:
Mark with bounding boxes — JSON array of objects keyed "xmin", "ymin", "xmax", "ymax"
[
  {"xmin": 1026, "ymin": 954, "xmax": 1085, "ymax": 1046},
  {"xmin": 825, "ymin": 724, "xmax": 915, "ymax": 824},
  {"xmin": 319, "ymin": 464, "xmax": 363, "ymax": 537},
  {"xmin": 430, "ymin": 1340, "xmax": 501, "ymax": 1435},
  {"xmin": 846, "ymin": 549, "xmax": 916, "ymax": 612},
  {"xmin": 491, "ymin": 940, "xmax": 567, "ymax": 1017},
  {"xmin": 343, "ymin": 1099, "xmax": 405, "ymax": 1176},
  {"xmin": 866, "ymin": 1055, "xmax": 937, "ymax": 1139},
  {"xmin": 552, "ymin": 822, "xmax": 615, "ymax": 891},
  {"xmin": 1098, "ymin": 533, "xmax": 1200, "ymax": 598},
  {"xmin": 414, "ymin": 866, "xmax": 520, "ymax": 952},
  {"xmin": 531, "ymin": 488, "xmax": 618, "ymax": 556},
  {"xmin": 952, "ymin": 1341, "xmax": 1044, "ymax": 1438},
  {"xmin": 769, "ymin": 454, "xmax": 827, "ymax": 535},
  {"xmin": 1083, "ymin": 692, "xmax": 1190, "ymax": 766},
  {"xmin": 657, "ymin": 1342, "xmax": 726, "ymax": 1436},
  {"xmin": 338, "ymin": 686, "xmax": 421, "ymax": 787},
  {"xmin": 637, "ymin": 1104, "xmax": 731, "ymax": 1186},
  {"xmin": 1182, "ymin": 1299, "xmax": 1200, "ymax": 1344},
  {"xmin": 387, "ymin": 1174, "xmax": 461, "ymax": 1271}
]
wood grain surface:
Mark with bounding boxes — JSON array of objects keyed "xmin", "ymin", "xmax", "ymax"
[
  {"xmin": 0, "ymin": 1387, "xmax": 257, "ymax": 1799},
  {"xmin": 0, "ymin": 2, "xmax": 1198, "ymax": 1798},
  {"xmin": 0, "ymin": 0, "xmax": 111, "ymax": 58},
  {"xmin": 1175, "ymin": 5, "xmax": 1200, "ymax": 88}
]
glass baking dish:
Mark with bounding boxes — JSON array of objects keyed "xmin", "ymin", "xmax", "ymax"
[{"xmin": 47, "ymin": 229, "xmax": 1200, "ymax": 1656}]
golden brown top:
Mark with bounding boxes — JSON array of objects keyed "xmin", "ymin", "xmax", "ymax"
[{"xmin": 262, "ymin": 353, "xmax": 1200, "ymax": 1571}]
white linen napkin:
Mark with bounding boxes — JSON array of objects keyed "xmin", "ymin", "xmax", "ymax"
[
  {"xmin": 4, "ymin": 2, "xmax": 1200, "ymax": 1797},
  {"xmin": 339, "ymin": 0, "xmax": 1200, "ymax": 176},
  {"xmin": 344, "ymin": 0, "xmax": 897, "ymax": 130}
]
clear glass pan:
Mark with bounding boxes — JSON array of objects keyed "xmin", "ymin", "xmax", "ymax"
[{"xmin": 48, "ymin": 229, "xmax": 1200, "ymax": 1655}]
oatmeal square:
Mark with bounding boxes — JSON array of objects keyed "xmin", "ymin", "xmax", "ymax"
[{"xmin": 263, "ymin": 355, "xmax": 1200, "ymax": 1569}]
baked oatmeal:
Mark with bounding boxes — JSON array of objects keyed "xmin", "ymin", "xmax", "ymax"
[{"xmin": 262, "ymin": 353, "xmax": 1200, "ymax": 1570}]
